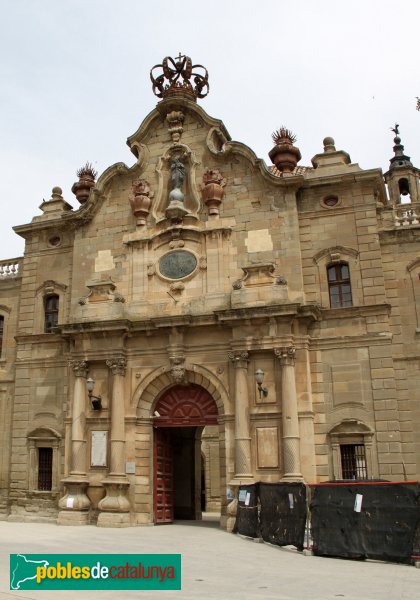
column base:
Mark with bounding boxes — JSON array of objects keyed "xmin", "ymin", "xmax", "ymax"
[
  {"xmin": 58, "ymin": 476, "xmax": 91, "ymax": 518},
  {"xmin": 229, "ymin": 475, "xmax": 254, "ymax": 487},
  {"xmin": 98, "ymin": 476, "xmax": 130, "ymax": 513},
  {"xmin": 281, "ymin": 473, "xmax": 304, "ymax": 482},
  {"xmin": 97, "ymin": 511, "xmax": 131, "ymax": 528},
  {"xmin": 57, "ymin": 510, "xmax": 90, "ymax": 526}
]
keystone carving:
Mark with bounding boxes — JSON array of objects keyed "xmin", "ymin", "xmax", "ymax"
[{"xmin": 170, "ymin": 355, "xmax": 187, "ymax": 384}]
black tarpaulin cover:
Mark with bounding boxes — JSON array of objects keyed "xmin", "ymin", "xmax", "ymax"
[
  {"xmin": 235, "ymin": 483, "xmax": 259, "ymax": 538},
  {"xmin": 259, "ymin": 482, "xmax": 307, "ymax": 551},
  {"xmin": 310, "ymin": 482, "xmax": 420, "ymax": 563}
]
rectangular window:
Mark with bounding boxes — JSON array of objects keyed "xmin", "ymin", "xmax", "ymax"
[
  {"xmin": 44, "ymin": 295, "xmax": 59, "ymax": 333},
  {"xmin": 340, "ymin": 444, "xmax": 367, "ymax": 479},
  {"xmin": 38, "ymin": 447, "xmax": 53, "ymax": 490}
]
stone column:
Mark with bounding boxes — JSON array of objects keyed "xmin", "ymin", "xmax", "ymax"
[
  {"xmin": 58, "ymin": 360, "xmax": 91, "ymax": 525},
  {"xmin": 97, "ymin": 357, "xmax": 130, "ymax": 527},
  {"xmin": 228, "ymin": 351, "xmax": 253, "ymax": 482},
  {"xmin": 275, "ymin": 347, "xmax": 303, "ymax": 481}
]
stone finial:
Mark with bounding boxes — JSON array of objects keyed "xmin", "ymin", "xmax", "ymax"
[
  {"xmin": 150, "ymin": 53, "xmax": 209, "ymax": 101},
  {"xmin": 268, "ymin": 127, "xmax": 301, "ymax": 174},
  {"xmin": 323, "ymin": 137, "xmax": 336, "ymax": 153},
  {"xmin": 39, "ymin": 186, "xmax": 73, "ymax": 216},
  {"xmin": 71, "ymin": 162, "xmax": 97, "ymax": 205},
  {"xmin": 130, "ymin": 179, "xmax": 154, "ymax": 226},
  {"xmin": 201, "ymin": 168, "xmax": 226, "ymax": 216}
]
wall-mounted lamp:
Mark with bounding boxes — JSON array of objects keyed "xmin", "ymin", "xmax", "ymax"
[
  {"xmin": 255, "ymin": 368, "xmax": 268, "ymax": 398},
  {"xmin": 86, "ymin": 377, "xmax": 102, "ymax": 411}
]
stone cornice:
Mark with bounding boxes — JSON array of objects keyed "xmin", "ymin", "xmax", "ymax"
[
  {"xmin": 311, "ymin": 331, "xmax": 392, "ymax": 350},
  {"xmin": 320, "ymin": 303, "xmax": 391, "ymax": 319}
]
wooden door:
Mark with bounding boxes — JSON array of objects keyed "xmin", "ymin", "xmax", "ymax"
[{"xmin": 154, "ymin": 428, "xmax": 173, "ymax": 524}]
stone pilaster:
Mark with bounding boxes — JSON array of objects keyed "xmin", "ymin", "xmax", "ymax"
[
  {"xmin": 97, "ymin": 357, "xmax": 130, "ymax": 527},
  {"xmin": 275, "ymin": 347, "xmax": 303, "ymax": 481},
  {"xmin": 228, "ymin": 351, "xmax": 253, "ymax": 483},
  {"xmin": 58, "ymin": 360, "xmax": 91, "ymax": 525}
]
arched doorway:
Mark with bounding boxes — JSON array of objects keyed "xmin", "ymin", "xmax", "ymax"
[{"xmin": 153, "ymin": 384, "xmax": 218, "ymax": 524}]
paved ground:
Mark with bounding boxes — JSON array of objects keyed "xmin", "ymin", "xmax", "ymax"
[{"xmin": 0, "ymin": 515, "xmax": 418, "ymax": 600}]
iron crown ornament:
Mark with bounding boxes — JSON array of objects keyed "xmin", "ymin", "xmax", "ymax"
[{"xmin": 150, "ymin": 53, "xmax": 209, "ymax": 101}]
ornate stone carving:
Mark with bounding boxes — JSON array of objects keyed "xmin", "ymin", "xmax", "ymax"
[
  {"xmin": 69, "ymin": 360, "xmax": 88, "ymax": 377},
  {"xmin": 78, "ymin": 279, "xmax": 125, "ymax": 304},
  {"xmin": 130, "ymin": 179, "xmax": 154, "ymax": 226},
  {"xmin": 199, "ymin": 256, "xmax": 207, "ymax": 270},
  {"xmin": 106, "ymin": 357, "xmax": 127, "ymax": 376},
  {"xmin": 71, "ymin": 162, "xmax": 97, "ymax": 205},
  {"xmin": 228, "ymin": 351, "xmax": 249, "ymax": 369},
  {"xmin": 201, "ymin": 168, "xmax": 226, "ymax": 216},
  {"xmin": 169, "ymin": 281, "xmax": 185, "ymax": 294},
  {"xmin": 274, "ymin": 346, "xmax": 296, "ymax": 366},
  {"xmin": 169, "ymin": 240, "xmax": 185, "ymax": 249},
  {"xmin": 275, "ymin": 276, "xmax": 288, "ymax": 285},
  {"xmin": 150, "ymin": 54, "xmax": 209, "ymax": 101},
  {"xmin": 147, "ymin": 263, "xmax": 155, "ymax": 277},
  {"xmin": 232, "ymin": 279, "xmax": 243, "ymax": 290},
  {"xmin": 269, "ymin": 127, "xmax": 301, "ymax": 175},
  {"xmin": 169, "ymin": 355, "xmax": 186, "ymax": 384},
  {"xmin": 166, "ymin": 110, "xmax": 185, "ymax": 142}
]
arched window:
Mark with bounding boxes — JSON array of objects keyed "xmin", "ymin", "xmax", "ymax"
[
  {"xmin": 0, "ymin": 315, "xmax": 3, "ymax": 356},
  {"xmin": 327, "ymin": 262, "xmax": 352, "ymax": 308},
  {"xmin": 44, "ymin": 294, "xmax": 59, "ymax": 333}
]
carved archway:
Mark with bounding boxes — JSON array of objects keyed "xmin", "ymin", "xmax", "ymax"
[{"xmin": 154, "ymin": 384, "xmax": 218, "ymax": 427}]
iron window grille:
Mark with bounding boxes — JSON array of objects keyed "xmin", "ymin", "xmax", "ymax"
[
  {"xmin": 38, "ymin": 447, "xmax": 53, "ymax": 491},
  {"xmin": 340, "ymin": 444, "xmax": 368, "ymax": 479}
]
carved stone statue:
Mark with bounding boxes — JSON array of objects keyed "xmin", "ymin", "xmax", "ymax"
[{"xmin": 171, "ymin": 158, "xmax": 185, "ymax": 190}]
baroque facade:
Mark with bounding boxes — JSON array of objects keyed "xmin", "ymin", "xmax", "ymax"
[{"xmin": 0, "ymin": 55, "xmax": 419, "ymax": 527}]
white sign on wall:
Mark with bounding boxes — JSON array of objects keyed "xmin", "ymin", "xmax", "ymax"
[{"xmin": 91, "ymin": 431, "xmax": 107, "ymax": 467}]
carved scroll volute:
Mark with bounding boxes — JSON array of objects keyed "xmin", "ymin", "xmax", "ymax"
[
  {"xmin": 201, "ymin": 168, "xmax": 226, "ymax": 216},
  {"xmin": 130, "ymin": 179, "xmax": 154, "ymax": 226}
]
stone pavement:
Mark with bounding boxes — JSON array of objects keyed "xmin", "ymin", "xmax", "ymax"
[{"xmin": 0, "ymin": 516, "xmax": 418, "ymax": 600}]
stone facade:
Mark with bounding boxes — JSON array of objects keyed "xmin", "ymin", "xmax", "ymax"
[{"xmin": 0, "ymin": 57, "xmax": 419, "ymax": 527}]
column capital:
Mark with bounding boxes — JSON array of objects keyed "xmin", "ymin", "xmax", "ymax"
[
  {"xmin": 228, "ymin": 350, "xmax": 249, "ymax": 369},
  {"xmin": 106, "ymin": 357, "xmax": 127, "ymax": 376},
  {"xmin": 274, "ymin": 346, "xmax": 296, "ymax": 366},
  {"xmin": 69, "ymin": 360, "xmax": 88, "ymax": 377}
]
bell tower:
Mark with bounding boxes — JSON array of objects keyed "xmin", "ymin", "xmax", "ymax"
[{"xmin": 384, "ymin": 124, "xmax": 420, "ymax": 205}]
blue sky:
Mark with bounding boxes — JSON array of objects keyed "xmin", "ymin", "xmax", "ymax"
[{"xmin": 1, "ymin": 0, "xmax": 419, "ymax": 258}]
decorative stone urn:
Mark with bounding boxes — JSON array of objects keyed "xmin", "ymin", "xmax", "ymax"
[
  {"xmin": 201, "ymin": 168, "xmax": 226, "ymax": 216},
  {"xmin": 268, "ymin": 127, "xmax": 301, "ymax": 174},
  {"xmin": 130, "ymin": 179, "xmax": 153, "ymax": 226},
  {"xmin": 71, "ymin": 162, "xmax": 97, "ymax": 205}
]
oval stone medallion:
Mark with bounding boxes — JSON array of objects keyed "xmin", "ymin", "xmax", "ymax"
[{"xmin": 159, "ymin": 251, "xmax": 197, "ymax": 280}]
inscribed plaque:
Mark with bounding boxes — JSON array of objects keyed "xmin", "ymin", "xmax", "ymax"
[{"xmin": 91, "ymin": 431, "xmax": 107, "ymax": 467}]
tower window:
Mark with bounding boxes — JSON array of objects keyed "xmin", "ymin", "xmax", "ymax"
[
  {"xmin": 44, "ymin": 295, "xmax": 59, "ymax": 333},
  {"xmin": 38, "ymin": 447, "xmax": 53, "ymax": 491},
  {"xmin": 340, "ymin": 444, "xmax": 367, "ymax": 479},
  {"xmin": 327, "ymin": 263, "xmax": 352, "ymax": 308}
]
